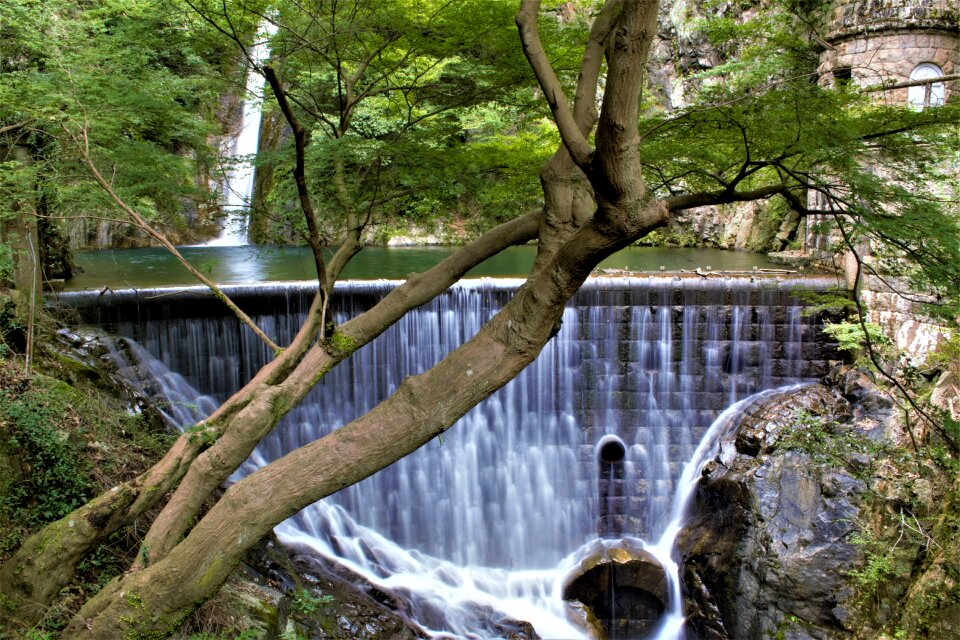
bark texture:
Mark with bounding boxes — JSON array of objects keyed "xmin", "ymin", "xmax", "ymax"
[
  {"xmin": 63, "ymin": 2, "xmax": 666, "ymax": 635},
  {"xmin": 1, "ymin": 2, "xmax": 793, "ymax": 636}
]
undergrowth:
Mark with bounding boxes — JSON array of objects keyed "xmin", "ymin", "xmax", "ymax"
[{"xmin": 0, "ymin": 336, "xmax": 176, "ymax": 635}]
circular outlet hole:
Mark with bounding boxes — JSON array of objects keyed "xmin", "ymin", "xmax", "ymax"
[{"xmin": 597, "ymin": 436, "xmax": 626, "ymax": 464}]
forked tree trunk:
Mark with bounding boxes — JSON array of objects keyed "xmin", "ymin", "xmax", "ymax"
[
  {"xmin": 64, "ymin": 203, "xmax": 667, "ymax": 639},
  {"xmin": 60, "ymin": 3, "xmax": 663, "ymax": 636},
  {"xmin": 0, "ymin": 213, "xmax": 537, "ymax": 628}
]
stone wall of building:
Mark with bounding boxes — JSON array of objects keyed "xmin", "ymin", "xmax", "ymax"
[
  {"xmin": 818, "ymin": 0, "xmax": 959, "ymax": 104},
  {"xmin": 859, "ymin": 275, "xmax": 949, "ymax": 364},
  {"xmin": 824, "ymin": 0, "xmax": 959, "ymax": 39},
  {"xmin": 819, "ymin": 30, "xmax": 959, "ymax": 100},
  {"xmin": 812, "ymin": 1, "xmax": 956, "ymax": 363}
]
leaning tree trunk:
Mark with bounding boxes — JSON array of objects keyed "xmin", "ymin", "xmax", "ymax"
[
  {"xmin": 62, "ymin": 3, "xmax": 663, "ymax": 636},
  {"xmin": 0, "ymin": 212, "xmax": 537, "ymax": 628},
  {"xmin": 65, "ymin": 207, "xmax": 667, "ymax": 639}
]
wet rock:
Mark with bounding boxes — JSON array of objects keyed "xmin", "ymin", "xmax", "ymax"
[
  {"xmin": 287, "ymin": 549, "xmax": 428, "ymax": 639},
  {"xmin": 287, "ymin": 544, "xmax": 540, "ymax": 640},
  {"xmin": 679, "ymin": 384, "xmax": 867, "ymax": 640},
  {"xmin": 562, "ymin": 539, "xmax": 668, "ymax": 639}
]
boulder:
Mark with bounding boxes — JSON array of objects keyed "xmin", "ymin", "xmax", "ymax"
[
  {"xmin": 562, "ymin": 539, "xmax": 669, "ymax": 639},
  {"xmin": 679, "ymin": 384, "xmax": 867, "ymax": 640}
]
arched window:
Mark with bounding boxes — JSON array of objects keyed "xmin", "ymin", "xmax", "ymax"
[{"xmin": 908, "ymin": 63, "xmax": 945, "ymax": 110}]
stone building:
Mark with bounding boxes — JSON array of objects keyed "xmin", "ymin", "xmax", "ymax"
[
  {"xmin": 817, "ymin": 0, "xmax": 958, "ymax": 105},
  {"xmin": 809, "ymin": 0, "xmax": 958, "ymax": 360},
  {"xmin": 807, "ymin": 0, "xmax": 958, "ymax": 231}
]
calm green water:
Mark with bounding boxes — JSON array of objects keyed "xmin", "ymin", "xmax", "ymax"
[{"xmin": 66, "ymin": 245, "xmax": 784, "ymax": 290}]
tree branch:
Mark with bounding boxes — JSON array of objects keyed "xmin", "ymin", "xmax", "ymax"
[
  {"xmin": 0, "ymin": 120, "xmax": 32, "ymax": 135},
  {"xmin": 862, "ymin": 73, "xmax": 960, "ymax": 93},
  {"xmin": 126, "ymin": 210, "xmax": 542, "ymax": 568},
  {"xmin": 664, "ymin": 183, "xmax": 793, "ymax": 212},
  {"xmin": 515, "ymin": 0, "xmax": 595, "ymax": 171},
  {"xmin": 262, "ymin": 65, "xmax": 328, "ymax": 288},
  {"xmin": 63, "ymin": 123, "xmax": 281, "ymax": 352},
  {"xmin": 834, "ymin": 217, "xmax": 959, "ymax": 454}
]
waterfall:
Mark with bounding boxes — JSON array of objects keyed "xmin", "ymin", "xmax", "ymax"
[
  {"xmin": 208, "ymin": 21, "xmax": 277, "ymax": 247},
  {"xmin": 71, "ymin": 276, "xmax": 835, "ymax": 639}
]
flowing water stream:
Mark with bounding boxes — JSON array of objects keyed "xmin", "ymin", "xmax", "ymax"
[
  {"xmin": 74, "ymin": 276, "xmax": 833, "ymax": 638},
  {"xmin": 207, "ymin": 21, "xmax": 277, "ymax": 246}
]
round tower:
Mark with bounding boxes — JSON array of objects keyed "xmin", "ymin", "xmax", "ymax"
[{"xmin": 818, "ymin": 0, "xmax": 959, "ymax": 107}]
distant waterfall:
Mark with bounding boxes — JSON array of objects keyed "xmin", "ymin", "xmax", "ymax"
[
  {"xmin": 66, "ymin": 276, "xmax": 837, "ymax": 639},
  {"xmin": 208, "ymin": 22, "xmax": 277, "ymax": 246}
]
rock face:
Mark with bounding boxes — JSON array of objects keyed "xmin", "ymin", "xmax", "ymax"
[
  {"xmin": 562, "ymin": 539, "xmax": 669, "ymax": 639},
  {"xmin": 678, "ymin": 383, "xmax": 875, "ymax": 640}
]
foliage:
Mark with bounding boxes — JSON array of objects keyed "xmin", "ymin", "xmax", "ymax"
[
  {"xmin": 848, "ymin": 528, "xmax": 901, "ymax": 597},
  {"xmin": 793, "ymin": 287, "xmax": 855, "ymax": 317},
  {"xmin": 927, "ymin": 331, "xmax": 960, "ymax": 375},
  {"xmin": 822, "ymin": 320, "xmax": 891, "ymax": 356},
  {"xmin": 635, "ymin": 226, "xmax": 704, "ymax": 248},
  {"xmin": 230, "ymin": 0, "xmax": 566, "ymax": 244},
  {"xmin": 776, "ymin": 409, "xmax": 885, "ymax": 473},
  {"xmin": 0, "ymin": 0, "xmax": 230, "ymax": 248},
  {"xmin": 638, "ymin": 0, "xmax": 960, "ymax": 319},
  {"xmin": 0, "ymin": 367, "xmax": 93, "ymax": 543},
  {"xmin": 289, "ymin": 589, "xmax": 334, "ymax": 617},
  {"xmin": 0, "ymin": 342, "xmax": 175, "ymax": 629}
]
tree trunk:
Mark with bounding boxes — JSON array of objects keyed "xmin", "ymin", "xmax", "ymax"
[
  {"xmin": 0, "ymin": 212, "xmax": 538, "ymax": 627},
  {"xmin": 0, "ymin": 145, "xmax": 40, "ymax": 363},
  {"xmin": 64, "ymin": 202, "xmax": 667, "ymax": 638}
]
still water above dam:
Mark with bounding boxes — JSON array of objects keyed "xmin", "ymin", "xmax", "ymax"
[{"xmin": 66, "ymin": 245, "xmax": 788, "ymax": 290}]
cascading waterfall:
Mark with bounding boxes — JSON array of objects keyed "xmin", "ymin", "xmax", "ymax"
[
  {"xmin": 67, "ymin": 275, "xmax": 834, "ymax": 639},
  {"xmin": 208, "ymin": 21, "xmax": 277, "ymax": 247}
]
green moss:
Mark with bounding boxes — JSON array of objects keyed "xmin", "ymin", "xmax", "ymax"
[
  {"xmin": 325, "ymin": 330, "xmax": 359, "ymax": 356},
  {"xmin": 198, "ymin": 555, "xmax": 226, "ymax": 593},
  {"xmin": 185, "ymin": 424, "xmax": 218, "ymax": 446},
  {"xmin": 310, "ymin": 365, "xmax": 331, "ymax": 388}
]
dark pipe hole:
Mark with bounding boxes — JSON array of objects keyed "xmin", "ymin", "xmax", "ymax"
[{"xmin": 598, "ymin": 439, "xmax": 626, "ymax": 464}]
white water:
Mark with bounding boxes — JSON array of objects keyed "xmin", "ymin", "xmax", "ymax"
[
  {"xmin": 98, "ymin": 278, "xmax": 820, "ymax": 639},
  {"xmin": 207, "ymin": 21, "xmax": 277, "ymax": 246}
]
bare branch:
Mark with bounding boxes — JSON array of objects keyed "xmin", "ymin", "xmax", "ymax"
[
  {"xmin": 262, "ymin": 65, "xmax": 329, "ymax": 289},
  {"xmin": 0, "ymin": 120, "xmax": 33, "ymax": 135},
  {"xmin": 862, "ymin": 73, "xmax": 960, "ymax": 93},
  {"xmin": 63, "ymin": 123, "xmax": 281, "ymax": 352}
]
